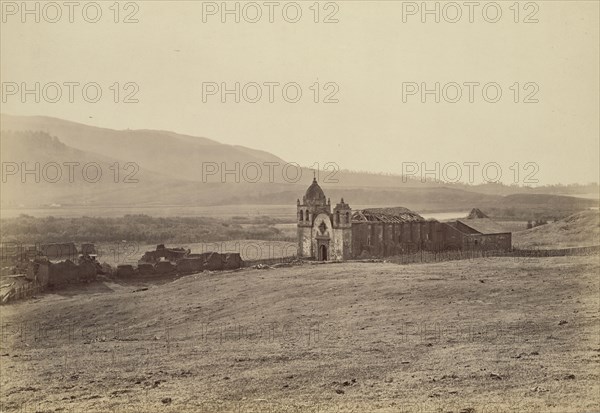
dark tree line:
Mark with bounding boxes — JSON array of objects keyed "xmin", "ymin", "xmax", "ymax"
[{"xmin": 1, "ymin": 214, "xmax": 293, "ymax": 244}]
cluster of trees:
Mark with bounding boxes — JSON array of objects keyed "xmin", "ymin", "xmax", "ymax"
[
  {"xmin": 1, "ymin": 214, "xmax": 294, "ymax": 244},
  {"xmin": 485, "ymin": 206, "xmax": 586, "ymax": 223},
  {"xmin": 526, "ymin": 219, "xmax": 549, "ymax": 229}
]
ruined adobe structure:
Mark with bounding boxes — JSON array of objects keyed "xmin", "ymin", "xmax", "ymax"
[
  {"xmin": 1, "ymin": 242, "xmax": 245, "ymax": 303},
  {"xmin": 133, "ymin": 245, "xmax": 244, "ymax": 275},
  {"xmin": 297, "ymin": 179, "xmax": 511, "ymax": 261}
]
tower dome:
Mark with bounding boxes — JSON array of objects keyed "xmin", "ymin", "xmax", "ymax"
[{"xmin": 304, "ymin": 177, "xmax": 327, "ymax": 206}]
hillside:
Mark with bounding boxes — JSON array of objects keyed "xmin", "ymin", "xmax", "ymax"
[
  {"xmin": 1, "ymin": 115, "xmax": 597, "ymax": 217},
  {"xmin": 220, "ymin": 187, "xmax": 597, "ymax": 219},
  {"xmin": 0, "ymin": 114, "xmax": 288, "ymax": 183},
  {"xmin": 0, "ymin": 130, "xmax": 203, "ymax": 207},
  {"xmin": 513, "ymin": 210, "xmax": 600, "ymax": 249},
  {"xmin": 228, "ymin": 187, "xmax": 503, "ymax": 211},
  {"xmin": 1, "ymin": 257, "xmax": 598, "ymax": 412},
  {"xmin": 0, "ymin": 129, "xmax": 503, "ymax": 210},
  {"xmin": 0, "ymin": 130, "xmax": 302, "ymax": 207},
  {"xmin": 4, "ymin": 114, "xmax": 599, "ymax": 191}
]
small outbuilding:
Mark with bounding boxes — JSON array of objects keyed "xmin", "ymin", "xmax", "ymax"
[{"xmin": 455, "ymin": 215, "xmax": 512, "ymax": 251}]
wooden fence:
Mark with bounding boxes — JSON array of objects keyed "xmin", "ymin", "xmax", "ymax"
[
  {"xmin": 509, "ymin": 245, "xmax": 600, "ymax": 257},
  {"xmin": 242, "ymin": 245, "xmax": 600, "ymax": 267},
  {"xmin": 388, "ymin": 245, "xmax": 600, "ymax": 265},
  {"xmin": 1, "ymin": 281, "xmax": 43, "ymax": 304}
]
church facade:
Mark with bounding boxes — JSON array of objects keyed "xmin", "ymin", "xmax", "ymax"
[
  {"xmin": 297, "ymin": 178, "xmax": 352, "ymax": 261},
  {"xmin": 297, "ymin": 179, "xmax": 511, "ymax": 261}
]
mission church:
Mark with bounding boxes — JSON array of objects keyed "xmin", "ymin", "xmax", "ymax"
[{"xmin": 297, "ymin": 178, "xmax": 512, "ymax": 261}]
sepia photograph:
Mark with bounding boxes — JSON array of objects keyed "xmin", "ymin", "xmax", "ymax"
[{"xmin": 0, "ymin": 1, "xmax": 599, "ymax": 412}]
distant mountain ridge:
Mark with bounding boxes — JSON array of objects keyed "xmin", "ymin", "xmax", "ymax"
[
  {"xmin": 1, "ymin": 115, "xmax": 597, "ymax": 218},
  {"xmin": 3, "ymin": 114, "xmax": 598, "ymax": 190},
  {"xmin": 1, "ymin": 114, "xmax": 286, "ymax": 183}
]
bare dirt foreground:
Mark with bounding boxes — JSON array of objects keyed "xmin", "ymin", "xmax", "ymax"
[{"xmin": 1, "ymin": 256, "xmax": 599, "ymax": 413}]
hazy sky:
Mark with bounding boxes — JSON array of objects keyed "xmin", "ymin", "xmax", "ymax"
[{"xmin": 1, "ymin": 1, "xmax": 598, "ymax": 185}]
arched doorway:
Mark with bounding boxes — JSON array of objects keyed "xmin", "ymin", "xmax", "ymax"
[{"xmin": 319, "ymin": 244, "xmax": 328, "ymax": 261}]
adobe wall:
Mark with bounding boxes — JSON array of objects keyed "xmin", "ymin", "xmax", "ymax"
[
  {"xmin": 332, "ymin": 228, "xmax": 352, "ymax": 260},
  {"xmin": 136, "ymin": 250, "xmax": 244, "ymax": 275},
  {"xmin": 35, "ymin": 260, "xmax": 97, "ymax": 286},
  {"xmin": 30, "ymin": 261, "xmax": 50, "ymax": 287},
  {"xmin": 176, "ymin": 258, "xmax": 205, "ymax": 273},
  {"xmin": 350, "ymin": 221, "xmax": 495, "ymax": 257},
  {"xmin": 39, "ymin": 243, "xmax": 78, "ymax": 260},
  {"xmin": 297, "ymin": 226, "xmax": 312, "ymax": 258},
  {"xmin": 441, "ymin": 223, "xmax": 467, "ymax": 250},
  {"xmin": 352, "ymin": 221, "xmax": 450, "ymax": 257},
  {"xmin": 463, "ymin": 233, "xmax": 512, "ymax": 251},
  {"xmin": 141, "ymin": 247, "xmax": 189, "ymax": 263},
  {"xmin": 453, "ymin": 222, "xmax": 512, "ymax": 251}
]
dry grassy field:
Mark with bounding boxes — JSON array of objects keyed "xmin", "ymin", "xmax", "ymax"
[
  {"xmin": 1, "ymin": 255, "xmax": 598, "ymax": 412},
  {"xmin": 513, "ymin": 211, "xmax": 600, "ymax": 249}
]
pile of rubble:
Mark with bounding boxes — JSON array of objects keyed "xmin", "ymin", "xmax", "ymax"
[{"xmin": 114, "ymin": 246, "xmax": 244, "ymax": 277}]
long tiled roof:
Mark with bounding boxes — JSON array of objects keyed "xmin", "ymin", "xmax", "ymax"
[
  {"xmin": 352, "ymin": 207, "xmax": 425, "ymax": 223},
  {"xmin": 457, "ymin": 218, "xmax": 510, "ymax": 234}
]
